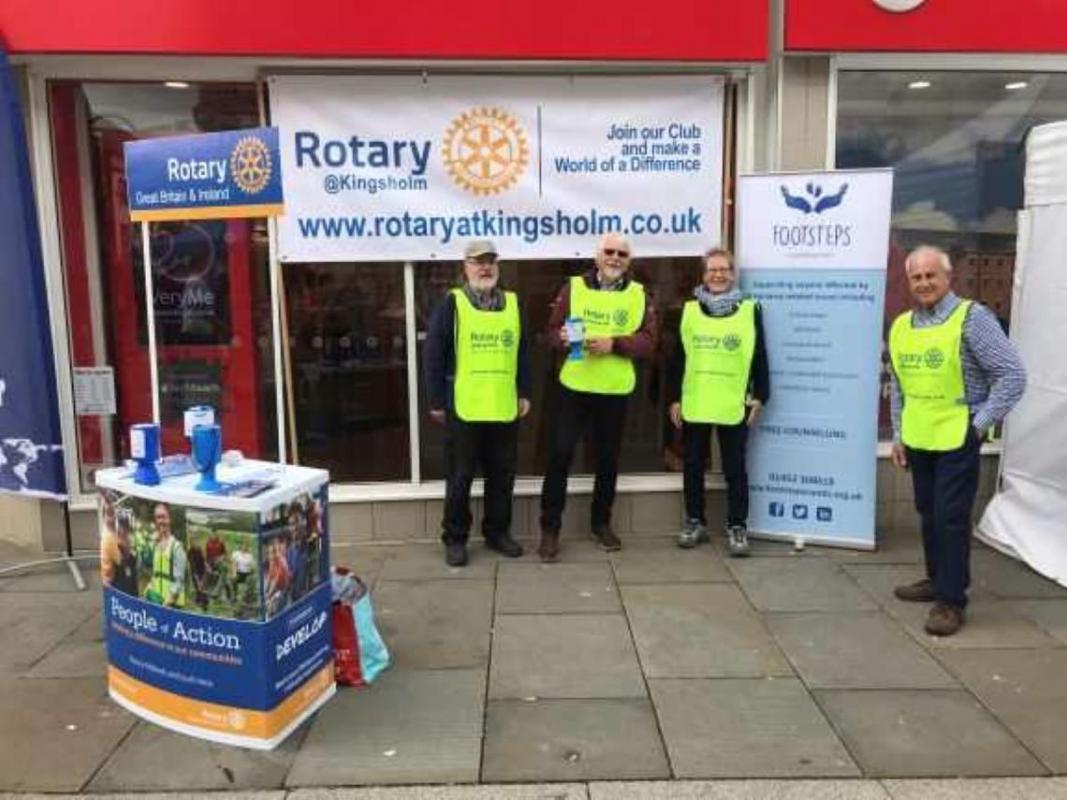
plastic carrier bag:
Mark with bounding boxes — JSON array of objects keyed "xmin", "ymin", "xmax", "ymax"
[{"xmin": 330, "ymin": 566, "xmax": 390, "ymax": 687}]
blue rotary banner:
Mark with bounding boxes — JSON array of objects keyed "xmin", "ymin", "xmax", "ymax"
[
  {"xmin": 0, "ymin": 48, "xmax": 67, "ymax": 500},
  {"xmin": 125, "ymin": 127, "xmax": 284, "ymax": 222}
]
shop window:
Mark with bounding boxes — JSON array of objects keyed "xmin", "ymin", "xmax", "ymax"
[
  {"xmin": 49, "ymin": 81, "xmax": 278, "ymax": 491},
  {"xmin": 282, "ymin": 262, "xmax": 409, "ymax": 482},
  {"xmin": 835, "ymin": 70, "xmax": 1066, "ymax": 439},
  {"xmin": 415, "ymin": 255, "xmax": 703, "ymax": 479}
]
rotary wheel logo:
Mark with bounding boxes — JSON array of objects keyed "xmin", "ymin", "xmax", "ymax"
[
  {"xmin": 500, "ymin": 329, "xmax": 516, "ymax": 349},
  {"xmin": 723, "ymin": 334, "xmax": 742, "ymax": 352},
  {"xmin": 612, "ymin": 309, "xmax": 630, "ymax": 328},
  {"xmin": 443, "ymin": 107, "xmax": 528, "ymax": 195},
  {"xmin": 229, "ymin": 136, "xmax": 272, "ymax": 195},
  {"xmin": 227, "ymin": 710, "xmax": 247, "ymax": 730},
  {"xmin": 924, "ymin": 347, "xmax": 945, "ymax": 369}
]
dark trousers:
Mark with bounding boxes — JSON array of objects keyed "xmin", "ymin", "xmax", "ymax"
[
  {"xmin": 907, "ymin": 426, "xmax": 982, "ymax": 608},
  {"xmin": 442, "ymin": 415, "xmax": 518, "ymax": 544},
  {"xmin": 540, "ymin": 387, "xmax": 628, "ymax": 532},
  {"xmin": 683, "ymin": 421, "xmax": 749, "ymax": 527}
]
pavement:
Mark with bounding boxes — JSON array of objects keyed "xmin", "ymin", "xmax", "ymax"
[{"xmin": 2, "ymin": 525, "xmax": 1067, "ymax": 799}]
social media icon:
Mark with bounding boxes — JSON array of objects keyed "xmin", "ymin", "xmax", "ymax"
[
  {"xmin": 817, "ymin": 506, "xmax": 833, "ymax": 522},
  {"xmin": 769, "ymin": 501, "xmax": 785, "ymax": 518},
  {"xmin": 792, "ymin": 504, "xmax": 808, "ymax": 520}
]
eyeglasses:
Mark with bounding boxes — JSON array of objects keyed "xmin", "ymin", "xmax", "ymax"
[{"xmin": 602, "ymin": 248, "xmax": 630, "ymax": 258}]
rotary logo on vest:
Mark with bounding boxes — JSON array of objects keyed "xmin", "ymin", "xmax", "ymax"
[
  {"xmin": 924, "ymin": 347, "xmax": 946, "ymax": 369},
  {"xmin": 469, "ymin": 330, "xmax": 515, "ymax": 351}
]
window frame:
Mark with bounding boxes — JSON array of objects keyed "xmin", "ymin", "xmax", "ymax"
[{"xmin": 22, "ymin": 55, "xmax": 748, "ymax": 506}]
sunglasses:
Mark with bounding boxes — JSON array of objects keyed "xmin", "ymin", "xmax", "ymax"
[{"xmin": 602, "ymin": 248, "xmax": 630, "ymax": 258}]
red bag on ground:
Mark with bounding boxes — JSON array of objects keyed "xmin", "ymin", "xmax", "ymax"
[{"xmin": 331, "ymin": 601, "xmax": 365, "ymax": 687}]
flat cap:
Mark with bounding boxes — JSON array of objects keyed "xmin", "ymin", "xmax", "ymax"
[{"xmin": 464, "ymin": 239, "xmax": 498, "ymax": 259}]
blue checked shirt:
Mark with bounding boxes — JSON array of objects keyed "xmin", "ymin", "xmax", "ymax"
[{"xmin": 889, "ymin": 292, "xmax": 1026, "ymax": 443}]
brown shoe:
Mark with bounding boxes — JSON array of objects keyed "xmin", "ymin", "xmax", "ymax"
[
  {"xmin": 591, "ymin": 523, "xmax": 622, "ymax": 552},
  {"xmin": 894, "ymin": 578, "xmax": 936, "ymax": 603},
  {"xmin": 538, "ymin": 528, "xmax": 560, "ymax": 563},
  {"xmin": 924, "ymin": 602, "xmax": 965, "ymax": 637}
]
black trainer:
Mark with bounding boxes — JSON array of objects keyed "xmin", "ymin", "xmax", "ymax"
[
  {"xmin": 445, "ymin": 541, "xmax": 468, "ymax": 567},
  {"xmin": 485, "ymin": 535, "xmax": 524, "ymax": 558},
  {"xmin": 591, "ymin": 523, "xmax": 622, "ymax": 552}
]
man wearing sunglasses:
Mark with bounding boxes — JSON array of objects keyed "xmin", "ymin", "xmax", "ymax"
[
  {"xmin": 425, "ymin": 240, "xmax": 531, "ymax": 567},
  {"xmin": 538, "ymin": 233, "xmax": 658, "ymax": 561}
]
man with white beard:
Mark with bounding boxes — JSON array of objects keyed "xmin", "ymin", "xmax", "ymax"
[{"xmin": 425, "ymin": 240, "xmax": 531, "ymax": 566}]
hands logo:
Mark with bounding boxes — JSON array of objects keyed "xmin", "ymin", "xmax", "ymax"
[
  {"xmin": 443, "ymin": 108, "xmax": 529, "ymax": 195},
  {"xmin": 780, "ymin": 182, "xmax": 849, "ymax": 215},
  {"xmin": 229, "ymin": 135, "xmax": 272, "ymax": 195}
]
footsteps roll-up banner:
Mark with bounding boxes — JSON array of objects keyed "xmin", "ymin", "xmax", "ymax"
[
  {"xmin": 0, "ymin": 47, "xmax": 67, "ymax": 500},
  {"xmin": 737, "ymin": 170, "xmax": 892, "ymax": 549}
]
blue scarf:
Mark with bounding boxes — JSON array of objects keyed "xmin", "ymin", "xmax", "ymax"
[{"xmin": 694, "ymin": 285, "xmax": 744, "ymax": 317}]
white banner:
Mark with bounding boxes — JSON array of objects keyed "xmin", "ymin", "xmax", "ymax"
[
  {"xmin": 270, "ymin": 75, "xmax": 723, "ymax": 262},
  {"xmin": 737, "ymin": 170, "xmax": 893, "ymax": 549}
]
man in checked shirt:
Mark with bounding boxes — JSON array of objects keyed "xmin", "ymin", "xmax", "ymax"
[{"xmin": 887, "ymin": 245, "xmax": 1026, "ymax": 636}]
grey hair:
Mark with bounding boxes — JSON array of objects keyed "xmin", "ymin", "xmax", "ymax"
[
  {"xmin": 905, "ymin": 245, "xmax": 953, "ymax": 274},
  {"xmin": 597, "ymin": 232, "xmax": 632, "ymax": 253}
]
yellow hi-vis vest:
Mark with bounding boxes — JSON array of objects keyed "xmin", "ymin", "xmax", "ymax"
[
  {"xmin": 680, "ymin": 299, "xmax": 757, "ymax": 425},
  {"xmin": 888, "ymin": 300, "xmax": 971, "ymax": 451},
  {"xmin": 559, "ymin": 276, "xmax": 645, "ymax": 395},
  {"xmin": 452, "ymin": 288, "xmax": 520, "ymax": 422},
  {"xmin": 150, "ymin": 537, "xmax": 185, "ymax": 607}
]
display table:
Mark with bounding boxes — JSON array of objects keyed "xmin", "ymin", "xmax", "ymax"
[{"xmin": 95, "ymin": 460, "xmax": 334, "ymax": 749}]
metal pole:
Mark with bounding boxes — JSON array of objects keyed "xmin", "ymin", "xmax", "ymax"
[
  {"xmin": 141, "ymin": 221, "xmax": 160, "ymax": 424},
  {"xmin": 268, "ymin": 217, "xmax": 287, "ymax": 463},
  {"xmin": 404, "ymin": 261, "xmax": 420, "ymax": 483},
  {"xmin": 62, "ymin": 500, "xmax": 86, "ymax": 591}
]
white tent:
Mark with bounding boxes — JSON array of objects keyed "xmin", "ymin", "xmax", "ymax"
[{"xmin": 977, "ymin": 120, "xmax": 1067, "ymax": 587}]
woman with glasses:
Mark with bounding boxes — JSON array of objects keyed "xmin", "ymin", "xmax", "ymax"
[{"xmin": 667, "ymin": 247, "xmax": 770, "ymax": 556}]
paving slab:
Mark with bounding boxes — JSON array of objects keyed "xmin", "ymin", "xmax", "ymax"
[
  {"xmin": 843, "ymin": 565, "xmax": 1058, "ymax": 650},
  {"xmin": 289, "ymin": 785, "xmax": 588, "ymax": 800},
  {"xmin": 814, "ymin": 689, "xmax": 1047, "ymax": 777},
  {"xmin": 589, "ymin": 779, "xmax": 890, "ymax": 799},
  {"xmin": 1009, "ymin": 600, "xmax": 1067, "ymax": 645},
  {"xmin": 373, "ymin": 579, "xmax": 492, "ymax": 669},
  {"xmin": 825, "ymin": 530, "xmax": 925, "ymax": 566},
  {"xmin": 765, "ymin": 612, "xmax": 958, "ymax": 689},
  {"xmin": 971, "ymin": 550, "xmax": 1067, "ymax": 599},
  {"xmin": 0, "ymin": 676, "xmax": 136, "ymax": 792},
  {"xmin": 496, "ymin": 562, "xmax": 620, "ymax": 614},
  {"xmin": 482, "ymin": 698, "xmax": 670, "ymax": 782},
  {"xmin": 935, "ymin": 648, "xmax": 1067, "ymax": 772},
  {"xmin": 610, "ymin": 538, "xmax": 732, "ymax": 584},
  {"xmin": 376, "ymin": 543, "xmax": 496, "ymax": 581},
  {"xmin": 0, "ymin": 594, "xmax": 100, "ymax": 674},
  {"xmin": 0, "ymin": 561, "xmax": 102, "ymax": 592},
  {"xmin": 489, "ymin": 614, "xmax": 645, "ymax": 699},
  {"xmin": 330, "ymin": 544, "xmax": 394, "ymax": 589},
  {"xmin": 650, "ymin": 677, "xmax": 857, "ymax": 778},
  {"xmin": 622, "ymin": 583, "xmax": 792, "ymax": 678},
  {"xmin": 0, "ymin": 793, "xmax": 286, "ymax": 800},
  {"xmin": 729, "ymin": 557, "xmax": 878, "ymax": 612},
  {"xmin": 883, "ymin": 777, "xmax": 1067, "ymax": 799},
  {"xmin": 87, "ymin": 720, "xmax": 306, "ymax": 792},
  {"xmin": 286, "ymin": 669, "xmax": 485, "ymax": 786}
]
